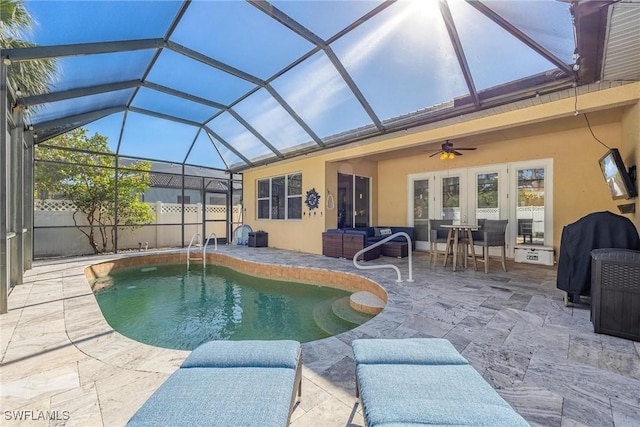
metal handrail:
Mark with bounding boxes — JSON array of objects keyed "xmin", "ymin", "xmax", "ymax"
[
  {"xmin": 186, "ymin": 233, "xmax": 202, "ymax": 268},
  {"xmin": 202, "ymin": 233, "xmax": 217, "ymax": 267},
  {"xmin": 353, "ymin": 232, "xmax": 413, "ymax": 282}
]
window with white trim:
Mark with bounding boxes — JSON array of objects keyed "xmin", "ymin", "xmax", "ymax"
[{"xmin": 257, "ymin": 173, "xmax": 302, "ymax": 220}]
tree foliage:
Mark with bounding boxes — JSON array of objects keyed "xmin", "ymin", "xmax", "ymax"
[
  {"xmin": 1, "ymin": 0, "xmax": 57, "ymax": 96},
  {"xmin": 35, "ymin": 128, "xmax": 155, "ymax": 254}
]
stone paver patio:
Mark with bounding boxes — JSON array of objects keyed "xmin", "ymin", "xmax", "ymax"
[{"xmin": 1, "ymin": 246, "xmax": 639, "ymax": 426}]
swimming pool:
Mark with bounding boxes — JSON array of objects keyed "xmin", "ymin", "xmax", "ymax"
[{"xmin": 91, "ymin": 259, "xmax": 379, "ymax": 350}]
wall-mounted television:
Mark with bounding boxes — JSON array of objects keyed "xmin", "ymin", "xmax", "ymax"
[{"xmin": 598, "ymin": 149, "xmax": 637, "ymax": 200}]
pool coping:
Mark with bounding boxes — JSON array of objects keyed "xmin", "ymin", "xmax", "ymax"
[{"xmin": 85, "ymin": 252, "xmax": 388, "ymax": 305}]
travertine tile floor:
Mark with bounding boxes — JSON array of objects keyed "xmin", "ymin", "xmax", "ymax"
[{"xmin": 1, "ymin": 246, "xmax": 639, "ymax": 426}]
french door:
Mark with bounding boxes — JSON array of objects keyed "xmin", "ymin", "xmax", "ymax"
[
  {"xmin": 410, "ymin": 161, "xmax": 550, "ymax": 257},
  {"xmin": 409, "ymin": 165, "xmax": 507, "ymax": 251}
]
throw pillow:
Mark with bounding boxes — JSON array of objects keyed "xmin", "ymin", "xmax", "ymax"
[
  {"xmin": 379, "ymin": 228, "xmax": 392, "ymax": 236},
  {"xmin": 374, "ymin": 227, "xmax": 382, "ymax": 237}
]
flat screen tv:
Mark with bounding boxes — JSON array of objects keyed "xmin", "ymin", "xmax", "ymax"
[{"xmin": 598, "ymin": 149, "xmax": 637, "ymax": 200}]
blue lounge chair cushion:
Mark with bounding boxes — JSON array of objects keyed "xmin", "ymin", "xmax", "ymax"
[
  {"xmin": 127, "ymin": 367, "xmax": 296, "ymax": 427},
  {"xmin": 181, "ymin": 339, "xmax": 300, "ymax": 369},
  {"xmin": 352, "ymin": 338, "xmax": 468, "ymax": 365},
  {"xmin": 353, "ymin": 339, "xmax": 529, "ymax": 427},
  {"xmin": 357, "ymin": 364, "xmax": 529, "ymax": 426},
  {"xmin": 127, "ymin": 340, "xmax": 301, "ymax": 427}
]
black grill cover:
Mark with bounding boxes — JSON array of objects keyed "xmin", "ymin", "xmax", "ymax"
[{"xmin": 557, "ymin": 211, "xmax": 640, "ymax": 297}]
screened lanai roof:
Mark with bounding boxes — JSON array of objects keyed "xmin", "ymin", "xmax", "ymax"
[{"xmin": 4, "ymin": 0, "xmax": 637, "ymax": 173}]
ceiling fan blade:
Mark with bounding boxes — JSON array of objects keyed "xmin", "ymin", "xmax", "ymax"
[
  {"xmin": 456, "ymin": 147, "xmax": 477, "ymax": 151},
  {"xmin": 453, "ymin": 150, "xmax": 463, "ymax": 156},
  {"xmin": 429, "ymin": 151, "xmax": 443, "ymax": 158}
]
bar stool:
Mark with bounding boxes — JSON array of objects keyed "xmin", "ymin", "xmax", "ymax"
[{"xmin": 429, "ymin": 219, "xmax": 453, "ymax": 265}]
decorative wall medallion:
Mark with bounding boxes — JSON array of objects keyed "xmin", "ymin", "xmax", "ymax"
[{"xmin": 305, "ymin": 188, "xmax": 320, "ymax": 210}]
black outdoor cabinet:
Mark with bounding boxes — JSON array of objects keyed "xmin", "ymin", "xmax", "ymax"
[
  {"xmin": 557, "ymin": 211, "xmax": 640, "ymax": 302},
  {"xmin": 248, "ymin": 231, "xmax": 268, "ymax": 248},
  {"xmin": 591, "ymin": 248, "xmax": 640, "ymax": 342}
]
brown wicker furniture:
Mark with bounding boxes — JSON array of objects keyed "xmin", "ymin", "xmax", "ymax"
[
  {"xmin": 590, "ymin": 248, "xmax": 640, "ymax": 342},
  {"xmin": 381, "ymin": 242, "xmax": 408, "ymax": 258},
  {"xmin": 322, "ymin": 232, "xmax": 344, "ymax": 258},
  {"xmin": 343, "ymin": 233, "xmax": 381, "ymax": 261}
]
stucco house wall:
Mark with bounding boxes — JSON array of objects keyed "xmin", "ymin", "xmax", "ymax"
[{"xmin": 242, "ymin": 82, "xmax": 640, "ymax": 256}]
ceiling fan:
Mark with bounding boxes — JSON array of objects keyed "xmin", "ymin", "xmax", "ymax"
[{"xmin": 429, "ymin": 140, "xmax": 477, "ymax": 159}]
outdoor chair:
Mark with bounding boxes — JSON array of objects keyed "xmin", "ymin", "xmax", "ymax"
[
  {"xmin": 352, "ymin": 338, "xmax": 529, "ymax": 426},
  {"xmin": 126, "ymin": 340, "xmax": 302, "ymax": 427},
  {"xmin": 429, "ymin": 219, "xmax": 453, "ymax": 265},
  {"xmin": 473, "ymin": 219, "xmax": 508, "ymax": 273}
]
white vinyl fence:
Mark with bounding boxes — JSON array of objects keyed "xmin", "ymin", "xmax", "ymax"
[
  {"xmin": 443, "ymin": 206, "xmax": 545, "ymax": 233},
  {"xmin": 34, "ymin": 199, "xmax": 242, "ymax": 257}
]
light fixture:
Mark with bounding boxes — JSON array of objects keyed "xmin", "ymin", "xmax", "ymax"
[
  {"xmin": 448, "ymin": 152, "xmax": 455, "ymax": 159},
  {"xmin": 439, "ymin": 152, "xmax": 447, "ymax": 160}
]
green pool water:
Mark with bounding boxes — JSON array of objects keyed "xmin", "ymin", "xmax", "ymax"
[{"xmin": 93, "ymin": 263, "xmax": 367, "ymax": 350}]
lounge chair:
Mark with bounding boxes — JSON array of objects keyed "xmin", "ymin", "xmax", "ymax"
[
  {"xmin": 352, "ymin": 338, "xmax": 529, "ymax": 426},
  {"xmin": 127, "ymin": 340, "xmax": 302, "ymax": 427}
]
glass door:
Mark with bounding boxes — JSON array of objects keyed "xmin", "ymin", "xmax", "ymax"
[
  {"xmin": 471, "ymin": 165, "xmax": 509, "ymax": 223},
  {"xmin": 471, "ymin": 165, "xmax": 509, "ymax": 257},
  {"xmin": 410, "ymin": 166, "xmax": 508, "ymax": 253},
  {"xmin": 513, "ymin": 164, "xmax": 550, "ymax": 247},
  {"xmin": 337, "ymin": 173, "xmax": 371, "ymax": 228},
  {"xmin": 412, "ymin": 177, "xmax": 430, "ymax": 250},
  {"xmin": 337, "ymin": 173, "xmax": 353, "ymax": 228},
  {"xmin": 441, "ymin": 175, "xmax": 463, "ymax": 222},
  {"xmin": 354, "ymin": 176, "xmax": 370, "ymax": 228},
  {"xmin": 409, "ymin": 161, "xmax": 551, "ymax": 257}
]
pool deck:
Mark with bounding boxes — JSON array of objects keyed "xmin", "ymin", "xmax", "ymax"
[{"xmin": 1, "ymin": 245, "xmax": 639, "ymax": 426}]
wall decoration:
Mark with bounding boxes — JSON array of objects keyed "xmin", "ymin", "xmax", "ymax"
[{"xmin": 305, "ymin": 188, "xmax": 321, "ymax": 210}]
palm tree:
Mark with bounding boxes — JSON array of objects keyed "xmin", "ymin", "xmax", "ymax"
[{"xmin": 1, "ymin": 0, "xmax": 56, "ymax": 96}]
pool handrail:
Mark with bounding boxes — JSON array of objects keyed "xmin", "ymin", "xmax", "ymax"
[
  {"xmin": 353, "ymin": 232, "xmax": 413, "ymax": 282},
  {"xmin": 203, "ymin": 233, "xmax": 217, "ymax": 267},
  {"xmin": 187, "ymin": 233, "xmax": 202, "ymax": 268}
]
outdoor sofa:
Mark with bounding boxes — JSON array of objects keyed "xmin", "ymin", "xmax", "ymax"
[
  {"xmin": 126, "ymin": 340, "xmax": 302, "ymax": 427},
  {"xmin": 323, "ymin": 226, "xmax": 415, "ymax": 260},
  {"xmin": 352, "ymin": 338, "xmax": 529, "ymax": 426}
]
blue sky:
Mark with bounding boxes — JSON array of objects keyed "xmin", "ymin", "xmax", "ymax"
[{"xmin": 23, "ymin": 1, "xmax": 575, "ymax": 169}]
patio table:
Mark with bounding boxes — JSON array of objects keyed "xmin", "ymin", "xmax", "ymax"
[{"xmin": 441, "ymin": 224, "xmax": 478, "ymax": 272}]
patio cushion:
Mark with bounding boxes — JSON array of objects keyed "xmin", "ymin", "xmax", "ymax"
[
  {"xmin": 181, "ymin": 339, "xmax": 299, "ymax": 369},
  {"xmin": 127, "ymin": 340, "xmax": 301, "ymax": 427},
  {"xmin": 127, "ymin": 367, "xmax": 296, "ymax": 427},
  {"xmin": 352, "ymin": 338, "xmax": 467, "ymax": 365},
  {"xmin": 353, "ymin": 338, "xmax": 529, "ymax": 427}
]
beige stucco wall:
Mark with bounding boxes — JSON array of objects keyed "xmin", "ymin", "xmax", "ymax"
[
  {"xmin": 621, "ymin": 100, "xmax": 640, "ymax": 230},
  {"xmin": 242, "ymin": 82, "xmax": 640, "ymax": 256}
]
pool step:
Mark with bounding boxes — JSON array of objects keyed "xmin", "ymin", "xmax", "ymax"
[
  {"xmin": 313, "ymin": 298, "xmax": 355, "ymax": 336},
  {"xmin": 332, "ymin": 297, "xmax": 374, "ymax": 325},
  {"xmin": 350, "ymin": 291, "xmax": 385, "ymax": 315}
]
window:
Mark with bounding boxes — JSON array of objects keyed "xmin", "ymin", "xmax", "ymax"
[
  {"xmin": 516, "ymin": 167, "xmax": 545, "ymax": 245},
  {"xmin": 257, "ymin": 173, "xmax": 302, "ymax": 220},
  {"xmin": 287, "ymin": 173, "xmax": 302, "ymax": 219},
  {"xmin": 177, "ymin": 195, "xmax": 191, "ymax": 204}
]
